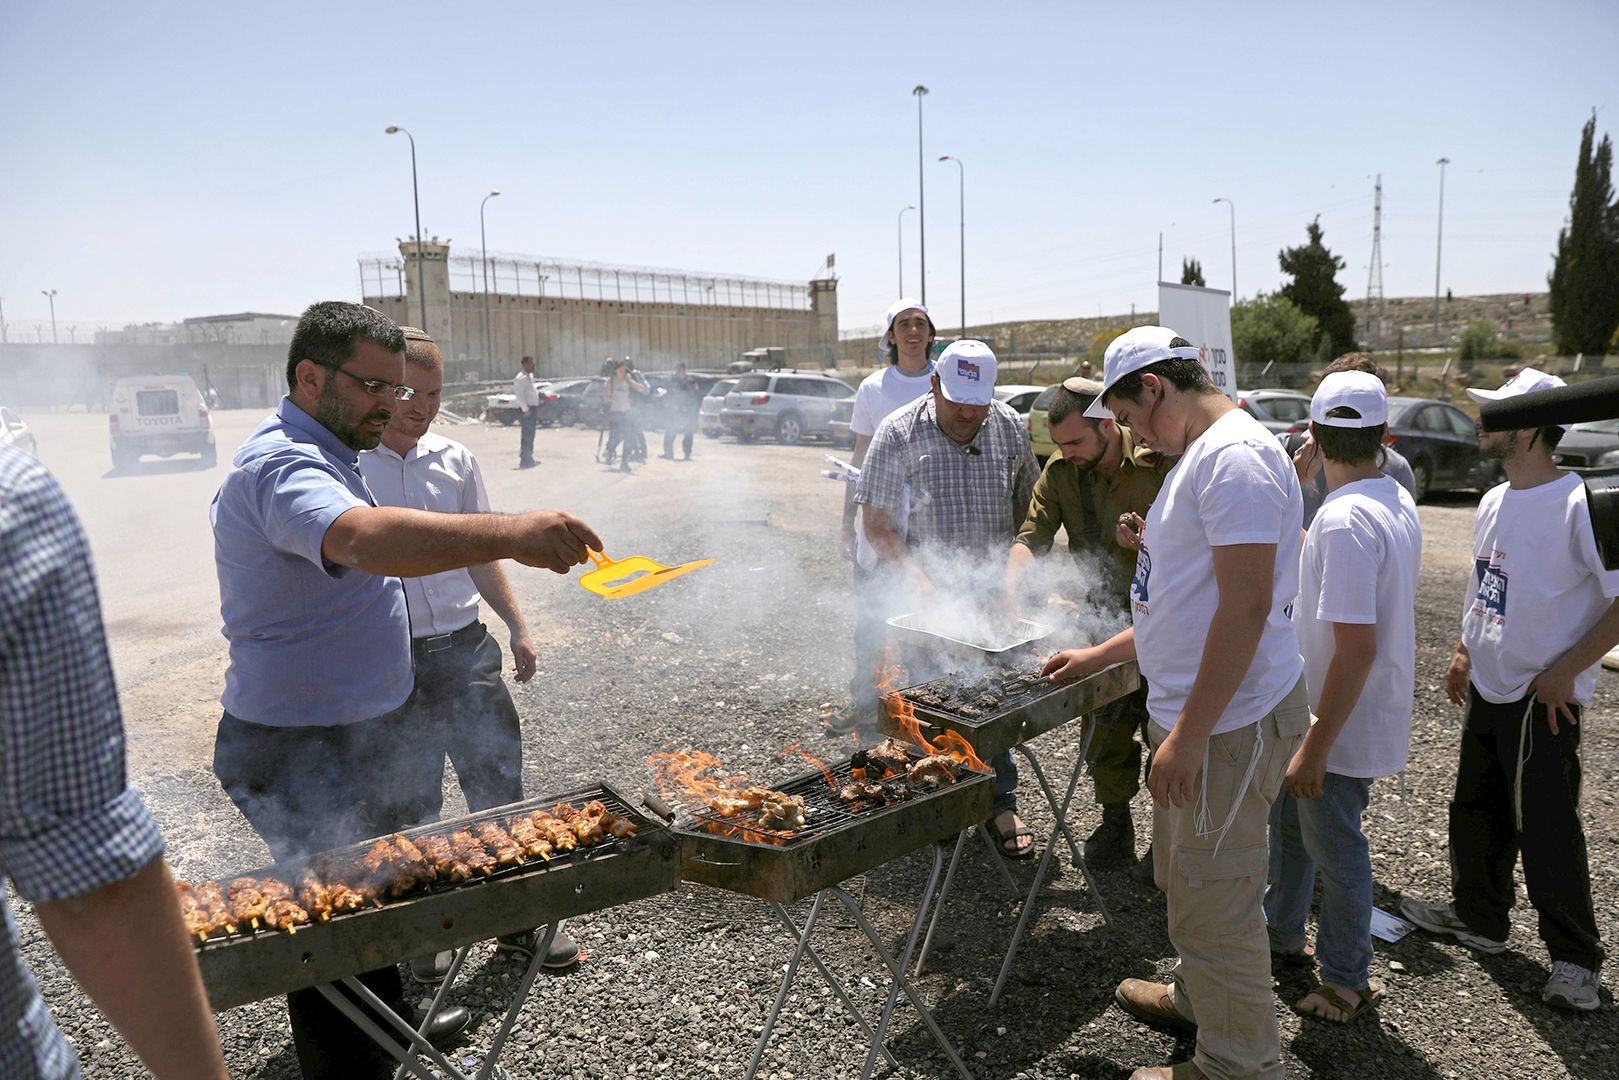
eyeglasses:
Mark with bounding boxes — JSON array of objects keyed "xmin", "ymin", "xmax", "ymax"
[{"xmin": 318, "ymin": 362, "xmax": 416, "ymax": 401}]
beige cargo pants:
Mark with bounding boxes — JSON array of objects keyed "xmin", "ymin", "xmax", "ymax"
[{"xmin": 1149, "ymin": 678, "xmax": 1310, "ymax": 1080}]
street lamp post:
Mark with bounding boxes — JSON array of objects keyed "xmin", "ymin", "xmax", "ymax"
[
  {"xmin": 1212, "ymin": 197, "xmax": 1236, "ymax": 299},
  {"xmin": 384, "ymin": 125, "xmax": 429, "ymax": 333},
  {"xmin": 912, "ymin": 85, "xmax": 929, "ymax": 305},
  {"xmin": 479, "ymin": 190, "xmax": 501, "ymax": 367},
  {"xmin": 1434, "ymin": 157, "xmax": 1450, "ymax": 338},
  {"xmin": 938, "ymin": 155, "xmax": 965, "ymax": 337},
  {"xmin": 897, "ymin": 204, "xmax": 916, "ymax": 296},
  {"xmin": 40, "ymin": 289, "xmax": 57, "ymax": 344}
]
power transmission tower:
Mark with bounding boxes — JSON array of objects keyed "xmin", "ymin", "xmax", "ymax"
[{"xmin": 1364, "ymin": 174, "xmax": 1385, "ymax": 348}]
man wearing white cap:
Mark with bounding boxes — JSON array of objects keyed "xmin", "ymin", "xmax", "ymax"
[
  {"xmin": 829, "ymin": 299, "xmax": 936, "ymax": 735},
  {"xmin": 1400, "ymin": 367, "xmax": 1615, "ymax": 1013},
  {"xmin": 1043, "ymin": 326, "xmax": 1309, "ymax": 1080},
  {"xmin": 1264, "ymin": 371, "xmax": 1421, "ymax": 1025},
  {"xmin": 856, "ymin": 339, "xmax": 1041, "ymax": 856}
]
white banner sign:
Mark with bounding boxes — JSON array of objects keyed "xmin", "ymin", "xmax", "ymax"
[{"xmin": 1158, "ymin": 282, "xmax": 1237, "ymax": 401}]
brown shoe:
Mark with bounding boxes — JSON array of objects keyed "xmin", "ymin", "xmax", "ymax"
[
  {"xmin": 1128, "ymin": 1063, "xmax": 1206, "ymax": 1080},
  {"xmin": 1115, "ymin": 978, "xmax": 1197, "ymax": 1034}
]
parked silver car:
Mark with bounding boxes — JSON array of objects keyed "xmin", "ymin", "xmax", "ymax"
[
  {"xmin": 700, "ymin": 378, "xmax": 736, "ymax": 437},
  {"xmin": 720, "ymin": 371, "xmax": 856, "ymax": 445}
]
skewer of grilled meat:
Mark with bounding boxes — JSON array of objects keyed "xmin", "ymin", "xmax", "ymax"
[
  {"xmin": 447, "ymin": 830, "xmax": 498, "ymax": 875},
  {"xmin": 296, "ymin": 869, "xmax": 335, "ymax": 922},
  {"xmin": 416, "ymin": 833, "xmax": 475, "ymax": 882},
  {"xmin": 527, "ymin": 812, "xmax": 578, "ymax": 853},
  {"xmin": 473, "ymin": 822, "xmax": 525, "ymax": 867},
  {"xmin": 177, "ymin": 880, "xmax": 236, "ymax": 940},
  {"xmin": 505, "ymin": 815, "xmax": 555, "ymax": 861},
  {"xmin": 258, "ymin": 876, "xmax": 311, "ymax": 933},
  {"xmin": 226, "ymin": 876, "xmax": 270, "ymax": 930},
  {"xmin": 553, "ymin": 801, "xmax": 607, "ymax": 845}
]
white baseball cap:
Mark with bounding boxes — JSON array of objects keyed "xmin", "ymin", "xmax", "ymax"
[
  {"xmin": 1466, "ymin": 367, "xmax": 1571, "ymax": 428},
  {"xmin": 1310, "ymin": 370, "xmax": 1388, "ymax": 427},
  {"xmin": 1085, "ymin": 325, "xmax": 1202, "ymax": 419},
  {"xmin": 935, "ymin": 340, "xmax": 998, "ymax": 406},
  {"xmin": 881, "ymin": 297, "xmax": 931, "ymax": 355}
]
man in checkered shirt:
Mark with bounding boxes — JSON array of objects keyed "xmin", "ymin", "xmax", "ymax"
[
  {"xmin": 0, "ymin": 444, "xmax": 227, "ymax": 1078},
  {"xmin": 855, "ymin": 339, "xmax": 1041, "ymax": 856}
]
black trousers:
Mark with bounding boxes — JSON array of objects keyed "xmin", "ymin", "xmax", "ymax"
[
  {"xmin": 401, "ymin": 622, "xmax": 525, "ymax": 822},
  {"xmin": 214, "ymin": 707, "xmax": 435, "ymax": 1079},
  {"xmin": 518, "ymin": 406, "xmax": 538, "ymax": 464},
  {"xmin": 1449, "ymin": 684, "xmax": 1603, "ymax": 970}
]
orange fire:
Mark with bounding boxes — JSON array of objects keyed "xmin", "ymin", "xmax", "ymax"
[
  {"xmin": 644, "ymin": 748, "xmax": 801, "ymax": 846},
  {"xmin": 777, "ymin": 742, "xmax": 836, "ymax": 790},
  {"xmin": 874, "ymin": 649, "xmax": 990, "ymax": 775}
]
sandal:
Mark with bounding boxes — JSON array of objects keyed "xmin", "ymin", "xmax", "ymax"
[
  {"xmin": 984, "ymin": 813, "xmax": 1036, "ymax": 860},
  {"xmin": 1294, "ymin": 981, "xmax": 1382, "ymax": 1023}
]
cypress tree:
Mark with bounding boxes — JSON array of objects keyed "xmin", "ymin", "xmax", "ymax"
[
  {"xmin": 1550, "ymin": 113, "xmax": 1619, "ymax": 356},
  {"xmin": 1180, "ymin": 258, "xmax": 1205, "ymax": 286},
  {"xmin": 1278, "ymin": 217, "xmax": 1357, "ymax": 357}
]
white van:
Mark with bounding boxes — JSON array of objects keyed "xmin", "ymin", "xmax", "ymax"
[{"xmin": 109, "ymin": 374, "xmax": 217, "ymax": 469}]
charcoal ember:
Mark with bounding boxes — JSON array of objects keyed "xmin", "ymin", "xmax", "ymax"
[{"xmin": 878, "ymin": 778, "xmax": 911, "ymax": 802}]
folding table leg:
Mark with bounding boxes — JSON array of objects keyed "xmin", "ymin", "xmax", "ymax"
[
  {"xmin": 1015, "ymin": 743, "xmax": 1086, "ymax": 864},
  {"xmin": 474, "ymin": 923, "xmax": 561, "ymax": 1080},
  {"xmin": 744, "ymin": 890, "xmax": 828, "ymax": 1080},
  {"xmin": 833, "ymin": 858, "xmax": 974, "ymax": 1080},
  {"xmin": 391, "ymin": 946, "xmax": 473, "ymax": 1080},
  {"xmin": 767, "ymin": 903, "xmax": 900, "ymax": 1073},
  {"xmin": 855, "ymin": 843, "xmax": 943, "ymax": 1079},
  {"xmin": 976, "ymin": 824, "xmax": 1022, "ymax": 895},
  {"xmin": 915, "ymin": 832, "xmax": 968, "ymax": 974},
  {"xmin": 317, "ymin": 976, "xmax": 470, "ymax": 1080}
]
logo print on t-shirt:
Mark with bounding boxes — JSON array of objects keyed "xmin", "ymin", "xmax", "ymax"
[
  {"xmin": 1469, "ymin": 548, "xmax": 1508, "ymax": 626},
  {"xmin": 1131, "ymin": 542, "xmax": 1152, "ymax": 611}
]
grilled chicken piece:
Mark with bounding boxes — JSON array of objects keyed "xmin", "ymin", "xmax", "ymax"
[
  {"xmin": 473, "ymin": 822, "xmax": 525, "ymax": 866},
  {"xmin": 862, "ymin": 738, "xmax": 911, "ymax": 777},
  {"xmin": 448, "ymin": 830, "xmax": 498, "ymax": 875},
  {"xmin": 226, "ymin": 877, "xmax": 270, "ymax": 929},
  {"xmin": 603, "ymin": 812, "xmax": 638, "ymax": 838},
  {"xmin": 756, "ymin": 791, "xmax": 807, "ymax": 831},
  {"xmin": 837, "ymin": 780, "xmax": 886, "ymax": 806},
  {"xmin": 530, "ymin": 813, "xmax": 578, "ymax": 853},
  {"xmin": 360, "ymin": 837, "xmax": 432, "ymax": 898},
  {"xmin": 258, "ymin": 877, "xmax": 310, "ymax": 933},
  {"xmin": 178, "ymin": 880, "xmax": 236, "ymax": 940},
  {"xmin": 907, "ymin": 754, "xmax": 960, "ymax": 790},
  {"xmin": 417, "ymin": 833, "xmax": 475, "ymax": 882},
  {"xmin": 296, "ymin": 870, "xmax": 334, "ymax": 922},
  {"xmin": 505, "ymin": 816, "xmax": 554, "ymax": 861}
]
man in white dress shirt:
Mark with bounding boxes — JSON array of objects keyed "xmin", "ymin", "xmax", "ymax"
[
  {"xmin": 513, "ymin": 355, "xmax": 541, "ymax": 468},
  {"xmin": 359, "ymin": 327, "xmax": 578, "ymax": 979}
]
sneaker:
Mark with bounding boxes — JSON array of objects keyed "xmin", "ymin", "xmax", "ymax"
[
  {"xmin": 1397, "ymin": 897, "xmax": 1508, "ymax": 954},
  {"xmin": 1542, "ymin": 961, "xmax": 1601, "ymax": 1011},
  {"xmin": 496, "ymin": 927, "xmax": 581, "ymax": 970}
]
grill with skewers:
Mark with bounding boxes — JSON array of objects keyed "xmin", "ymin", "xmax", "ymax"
[
  {"xmin": 670, "ymin": 744, "xmax": 994, "ymax": 902},
  {"xmin": 884, "ymin": 660, "xmax": 1141, "ymax": 759},
  {"xmin": 189, "ymin": 782, "xmax": 679, "ymax": 1010}
]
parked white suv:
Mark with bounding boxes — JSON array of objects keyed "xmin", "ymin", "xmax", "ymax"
[
  {"xmin": 109, "ymin": 374, "xmax": 217, "ymax": 469},
  {"xmin": 719, "ymin": 371, "xmax": 855, "ymax": 445}
]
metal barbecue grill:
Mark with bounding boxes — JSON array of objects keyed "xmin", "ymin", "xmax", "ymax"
[
  {"xmin": 661, "ymin": 750, "xmax": 993, "ymax": 1080},
  {"xmin": 195, "ymin": 782, "xmax": 679, "ymax": 1080},
  {"xmin": 881, "ymin": 661, "xmax": 1142, "ymax": 1004}
]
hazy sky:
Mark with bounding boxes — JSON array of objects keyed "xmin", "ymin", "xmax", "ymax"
[{"xmin": 3, "ymin": 1, "xmax": 1615, "ymax": 338}]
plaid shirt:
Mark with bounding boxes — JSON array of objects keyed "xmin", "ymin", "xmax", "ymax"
[
  {"xmin": 856, "ymin": 395, "xmax": 1038, "ymax": 554},
  {"xmin": 0, "ymin": 445, "xmax": 164, "ymax": 1078}
]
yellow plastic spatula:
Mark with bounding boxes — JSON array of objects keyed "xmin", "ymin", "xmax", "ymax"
[{"xmin": 578, "ymin": 549, "xmax": 714, "ymax": 600}]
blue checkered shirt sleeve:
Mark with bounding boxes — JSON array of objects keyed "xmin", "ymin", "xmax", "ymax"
[
  {"xmin": 0, "ymin": 449, "xmax": 164, "ymax": 904},
  {"xmin": 854, "ymin": 408, "xmax": 911, "ymax": 516}
]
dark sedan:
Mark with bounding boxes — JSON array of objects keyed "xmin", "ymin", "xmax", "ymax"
[
  {"xmin": 1551, "ymin": 418, "xmax": 1619, "ymax": 476},
  {"xmin": 1384, "ymin": 396, "xmax": 1502, "ymax": 500}
]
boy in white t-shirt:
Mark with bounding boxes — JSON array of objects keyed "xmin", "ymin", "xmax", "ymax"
[
  {"xmin": 1044, "ymin": 326, "xmax": 1309, "ymax": 1080},
  {"xmin": 1401, "ymin": 368, "xmax": 1618, "ymax": 1013},
  {"xmin": 1263, "ymin": 372, "xmax": 1422, "ymax": 1024},
  {"xmin": 828, "ymin": 298, "xmax": 936, "ymax": 738}
]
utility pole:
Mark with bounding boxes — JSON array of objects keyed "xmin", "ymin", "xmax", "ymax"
[
  {"xmin": 1213, "ymin": 197, "xmax": 1236, "ymax": 298},
  {"xmin": 897, "ymin": 204, "xmax": 916, "ymax": 296},
  {"xmin": 1365, "ymin": 174, "xmax": 1385, "ymax": 348},
  {"xmin": 1433, "ymin": 157, "xmax": 1450, "ymax": 341},
  {"xmin": 912, "ymin": 85, "xmax": 929, "ymax": 305},
  {"xmin": 939, "ymin": 155, "xmax": 965, "ymax": 336},
  {"xmin": 479, "ymin": 190, "xmax": 500, "ymax": 367},
  {"xmin": 40, "ymin": 289, "xmax": 57, "ymax": 344},
  {"xmin": 0, "ymin": 295, "xmax": 7, "ymax": 343},
  {"xmin": 385, "ymin": 125, "xmax": 429, "ymax": 333}
]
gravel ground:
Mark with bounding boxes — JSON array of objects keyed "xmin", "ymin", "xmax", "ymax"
[{"xmin": 11, "ymin": 415, "xmax": 1619, "ymax": 1078}]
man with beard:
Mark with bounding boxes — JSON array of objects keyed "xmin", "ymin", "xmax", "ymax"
[
  {"xmin": 211, "ymin": 301, "xmax": 601, "ymax": 1078},
  {"xmin": 1004, "ymin": 377, "xmax": 1172, "ymax": 867},
  {"xmin": 857, "ymin": 339, "xmax": 1041, "ymax": 857},
  {"xmin": 1400, "ymin": 368, "xmax": 1615, "ymax": 1013},
  {"xmin": 358, "ymin": 327, "xmax": 579, "ymax": 983}
]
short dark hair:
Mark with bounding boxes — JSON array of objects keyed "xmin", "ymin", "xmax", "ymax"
[
  {"xmin": 521, "ymin": 355, "xmax": 534, "ymax": 367},
  {"xmin": 1534, "ymin": 425, "xmax": 1566, "ymax": 452},
  {"xmin": 883, "ymin": 311, "xmax": 936, "ymax": 364},
  {"xmin": 1313, "ymin": 411, "xmax": 1386, "ymax": 464},
  {"xmin": 1325, "ymin": 352, "xmax": 1390, "ymax": 385},
  {"xmin": 1046, "ymin": 385, "xmax": 1097, "ymax": 428},
  {"xmin": 1104, "ymin": 339, "xmax": 1215, "ymax": 406},
  {"xmin": 285, "ymin": 302, "xmax": 405, "ymax": 391}
]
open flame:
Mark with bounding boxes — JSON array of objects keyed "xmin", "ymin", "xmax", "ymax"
[
  {"xmin": 876, "ymin": 649, "xmax": 990, "ymax": 774},
  {"xmin": 645, "ymin": 748, "xmax": 805, "ymax": 846},
  {"xmin": 777, "ymin": 742, "xmax": 836, "ymax": 791}
]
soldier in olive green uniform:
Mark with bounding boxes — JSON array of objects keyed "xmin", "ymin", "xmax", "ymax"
[{"xmin": 1006, "ymin": 377, "xmax": 1173, "ymax": 864}]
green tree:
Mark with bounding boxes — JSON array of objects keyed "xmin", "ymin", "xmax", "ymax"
[
  {"xmin": 1180, "ymin": 258, "xmax": 1205, "ymax": 286},
  {"xmin": 1231, "ymin": 292, "xmax": 1319, "ymax": 366},
  {"xmin": 1549, "ymin": 113, "xmax": 1619, "ymax": 356},
  {"xmin": 1278, "ymin": 217, "xmax": 1357, "ymax": 357},
  {"xmin": 1457, "ymin": 320, "xmax": 1524, "ymax": 364}
]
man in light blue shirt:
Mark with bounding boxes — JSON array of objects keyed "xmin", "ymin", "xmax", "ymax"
[{"xmin": 210, "ymin": 301, "xmax": 601, "ymax": 1080}]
